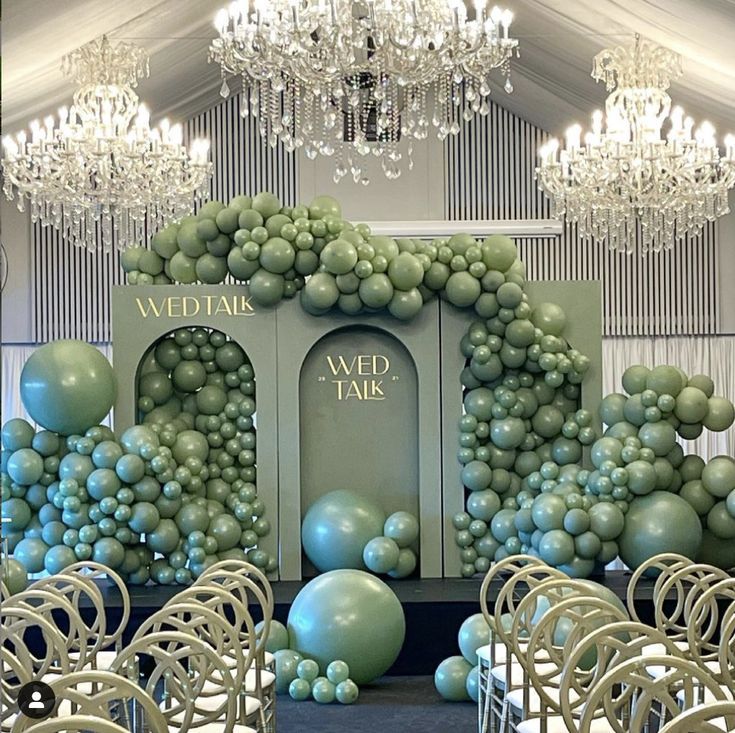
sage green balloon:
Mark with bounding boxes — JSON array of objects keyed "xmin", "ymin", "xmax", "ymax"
[
  {"xmin": 227, "ymin": 247, "xmax": 260, "ymax": 281},
  {"xmin": 434, "ymin": 655, "xmax": 472, "ymax": 701},
  {"xmin": 638, "ymin": 422, "xmax": 676, "ymax": 457},
  {"xmin": 2, "ymin": 418, "xmax": 35, "ymax": 451},
  {"xmin": 252, "ymin": 192, "xmax": 281, "ymax": 219},
  {"xmin": 92, "ymin": 537, "xmax": 125, "ymax": 569},
  {"xmin": 702, "ymin": 456, "xmax": 735, "ymax": 498},
  {"xmin": 336, "ymin": 679, "xmax": 359, "ymax": 705},
  {"xmin": 680, "ymin": 480, "xmax": 715, "ymax": 516},
  {"xmin": 387, "ymin": 548, "xmax": 417, "ymax": 578},
  {"xmin": 177, "ymin": 221, "xmax": 207, "ymax": 257},
  {"xmin": 674, "ymin": 386, "xmax": 709, "ymax": 423},
  {"xmin": 138, "ymin": 249, "xmax": 164, "ymax": 276},
  {"xmin": 152, "ymin": 226, "xmax": 180, "ymax": 259},
  {"xmin": 303, "ymin": 272, "xmax": 340, "ymax": 310},
  {"xmin": 197, "ymin": 218, "xmax": 219, "ymax": 241},
  {"xmin": 321, "ymin": 239, "xmax": 358, "ymax": 275},
  {"xmin": 481, "ymin": 235, "xmax": 517, "ymax": 272},
  {"xmin": 301, "ymin": 490, "xmax": 385, "ymax": 572},
  {"xmin": 195, "ymin": 253, "xmax": 228, "ymax": 284},
  {"xmin": 20, "ymin": 340, "xmax": 116, "ymax": 436},
  {"xmin": 7, "ymin": 449, "xmax": 43, "ymax": 486},
  {"xmin": 461, "ymin": 460, "xmax": 492, "ymax": 492},
  {"xmin": 445, "ymin": 272, "xmax": 481, "ymax": 308},
  {"xmin": 255, "ymin": 619, "xmax": 289, "ymax": 653},
  {"xmin": 146, "ymin": 518, "xmax": 180, "ymax": 555},
  {"xmin": 363, "ymin": 536, "xmax": 400, "ymax": 574},
  {"xmin": 707, "ymin": 502, "xmax": 735, "ymax": 540},
  {"xmin": 458, "ymin": 613, "xmax": 491, "ymax": 665},
  {"xmin": 467, "ymin": 490, "xmax": 501, "ymax": 522},
  {"xmin": 388, "ymin": 252, "xmax": 424, "ymax": 290},
  {"xmin": 530, "ymin": 302, "xmax": 567, "ymax": 336},
  {"xmin": 169, "ymin": 251, "xmax": 198, "ymax": 283},
  {"xmin": 696, "ymin": 528, "xmax": 735, "ymax": 570},
  {"xmin": 370, "ymin": 236, "xmax": 400, "ymax": 261},
  {"xmin": 618, "ymin": 492, "xmax": 702, "ymax": 571},
  {"xmin": 309, "ymin": 195, "xmax": 341, "ymax": 220},
  {"xmin": 588, "ymin": 502, "xmax": 625, "ymax": 541},
  {"xmin": 287, "ymin": 569, "xmax": 405, "ymax": 685},
  {"xmin": 359, "ymin": 273, "xmax": 394, "ymax": 308},
  {"xmin": 274, "ymin": 649, "xmax": 303, "ymax": 694},
  {"xmin": 249, "ymin": 269, "xmax": 285, "ymax": 306},
  {"xmin": 210, "ymin": 513, "xmax": 241, "ymax": 551},
  {"xmin": 600, "ymin": 394, "xmax": 628, "ymax": 427},
  {"xmin": 645, "ymin": 365, "xmax": 683, "ymax": 397},
  {"xmin": 539, "ymin": 529, "xmax": 575, "ymax": 566},
  {"xmin": 531, "ymin": 406, "xmax": 564, "ymax": 439},
  {"xmin": 704, "ymin": 397, "xmax": 735, "ymax": 432},
  {"xmin": 688, "ymin": 374, "xmax": 715, "ymax": 398},
  {"xmin": 388, "ymin": 288, "xmax": 423, "ymax": 320},
  {"xmin": 1, "ymin": 557, "xmax": 29, "ymax": 594},
  {"xmin": 260, "ymin": 238, "xmax": 296, "ymax": 274},
  {"xmin": 490, "ymin": 417, "xmax": 526, "ymax": 450},
  {"xmin": 128, "ymin": 502, "xmax": 161, "ymax": 534},
  {"xmin": 383, "ymin": 511, "xmax": 420, "ymax": 548}
]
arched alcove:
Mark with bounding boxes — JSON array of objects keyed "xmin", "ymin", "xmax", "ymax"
[{"xmin": 298, "ymin": 325, "xmax": 421, "ymax": 576}]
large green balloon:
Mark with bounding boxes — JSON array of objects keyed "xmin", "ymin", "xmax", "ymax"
[
  {"xmin": 434, "ymin": 656, "xmax": 472, "ymax": 701},
  {"xmin": 530, "ymin": 302, "xmax": 566, "ymax": 336},
  {"xmin": 445, "ymin": 272, "xmax": 481, "ymax": 308},
  {"xmin": 20, "ymin": 341, "xmax": 116, "ymax": 435},
  {"xmin": 618, "ymin": 492, "xmax": 702, "ymax": 571},
  {"xmin": 301, "ymin": 489, "xmax": 385, "ymax": 572},
  {"xmin": 287, "ymin": 569, "xmax": 405, "ymax": 684},
  {"xmin": 309, "ymin": 195, "xmax": 341, "ymax": 220},
  {"xmin": 383, "ymin": 511, "xmax": 419, "ymax": 548},
  {"xmin": 704, "ymin": 397, "xmax": 735, "ymax": 432},
  {"xmin": 701, "ymin": 456, "xmax": 735, "ymax": 498},
  {"xmin": 481, "ymin": 235, "xmax": 517, "ymax": 273}
]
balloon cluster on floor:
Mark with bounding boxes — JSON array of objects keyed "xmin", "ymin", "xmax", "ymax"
[
  {"xmin": 301, "ymin": 489, "xmax": 420, "ymax": 578},
  {"xmin": 456, "ymin": 355, "xmax": 735, "ymax": 578},
  {"xmin": 2, "ymin": 335, "xmax": 276, "ymax": 588},
  {"xmin": 120, "ymin": 191, "xmax": 527, "ymax": 320},
  {"xmin": 258, "ymin": 569, "xmax": 405, "ymax": 700}
]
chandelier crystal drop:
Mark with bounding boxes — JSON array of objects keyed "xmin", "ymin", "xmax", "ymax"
[
  {"xmin": 210, "ymin": 0, "xmax": 519, "ymax": 184},
  {"xmin": 536, "ymin": 37, "xmax": 735, "ymax": 254},
  {"xmin": 1, "ymin": 36, "xmax": 213, "ymax": 251}
]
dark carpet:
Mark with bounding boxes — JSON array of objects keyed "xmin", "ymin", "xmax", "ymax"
[{"xmin": 277, "ymin": 676, "xmax": 475, "ymax": 733}]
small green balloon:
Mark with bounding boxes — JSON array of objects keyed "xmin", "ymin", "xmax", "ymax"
[
  {"xmin": 326, "ymin": 660, "xmax": 351, "ymax": 685},
  {"xmin": 335, "ymin": 679, "xmax": 359, "ymax": 705},
  {"xmin": 702, "ymin": 456, "xmax": 735, "ymax": 498},
  {"xmin": 383, "ymin": 512, "xmax": 419, "ymax": 548},
  {"xmin": 256, "ymin": 619, "xmax": 290, "ymax": 653},
  {"xmin": 387, "ymin": 548, "xmax": 417, "ymax": 579},
  {"xmin": 297, "ymin": 659, "xmax": 320, "ymax": 682},
  {"xmin": 253, "ymin": 192, "xmax": 282, "ymax": 219},
  {"xmin": 363, "ymin": 536, "xmax": 400, "ymax": 574},
  {"xmin": 274, "ymin": 649, "xmax": 303, "ymax": 694},
  {"xmin": 445, "ymin": 272, "xmax": 481, "ymax": 308},
  {"xmin": 434, "ymin": 656, "xmax": 472, "ymax": 701},
  {"xmin": 289, "ymin": 678, "xmax": 311, "ymax": 701},
  {"xmin": 312, "ymin": 677, "xmax": 337, "ymax": 704}
]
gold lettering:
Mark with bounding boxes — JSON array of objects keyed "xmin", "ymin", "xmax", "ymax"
[
  {"xmin": 182, "ymin": 297, "xmax": 200, "ymax": 317},
  {"xmin": 373, "ymin": 355, "xmax": 390, "ymax": 375},
  {"xmin": 239, "ymin": 296, "xmax": 255, "ymax": 314},
  {"xmin": 135, "ymin": 297, "xmax": 164, "ymax": 318},
  {"xmin": 166, "ymin": 297, "xmax": 182, "ymax": 317},
  {"xmin": 214, "ymin": 296, "xmax": 233, "ymax": 316},
  {"xmin": 345, "ymin": 381, "xmax": 363, "ymax": 400},
  {"xmin": 326, "ymin": 355, "xmax": 357, "ymax": 376},
  {"xmin": 203, "ymin": 295, "xmax": 216, "ymax": 315}
]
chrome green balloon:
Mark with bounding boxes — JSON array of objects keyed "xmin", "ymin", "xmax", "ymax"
[
  {"xmin": 363, "ymin": 536, "xmax": 400, "ymax": 574},
  {"xmin": 20, "ymin": 341, "xmax": 116, "ymax": 435},
  {"xmin": 434, "ymin": 655, "xmax": 472, "ymax": 701},
  {"xmin": 312, "ymin": 677, "xmax": 336, "ymax": 704},
  {"xmin": 387, "ymin": 548, "xmax": 417, "ymax": 579},
  {"xmin": 274, "ymin": 649, "xmax": 303, "ymax": 694},
  {"xmin": 335, "ymin": 679, "xmax": 359, "ymax": 705},
  {"xmin": 383, "ymin": 511, "xmax": 420, "ymax": 548},
  {"xmin": 326, "ymin": 660, "xmax": 350, "ymax": 685},
  {"xmin": 287, "ymin": 569, "xmax": 405, "ymax": 684},
  {"xmin": 297, "ymin": 659, "xmax": 320, "ymax": 682},
  {"xmin": 618, "ymin": 492, "xmax": 702, "ymax": 572},
  {"xmin": 301, "ymin": 490, "xmax": 385, "ymax": 572},
  {"xmin": 289, "ymin": 678, "xmax": 311, "ymax": 701}
]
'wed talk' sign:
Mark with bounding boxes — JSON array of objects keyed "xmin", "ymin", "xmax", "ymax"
[
  {"xmin": 321, "ymin": 354, "xmax": 399, "ymax": 401},
  {"xmin": 135, "ymin": 295, "xmax": 255, "ymax": 318}
]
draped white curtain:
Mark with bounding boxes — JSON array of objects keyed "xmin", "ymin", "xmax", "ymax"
[
  {"xmin": 1, "ymin": 344, "xmax": 113, "ymax": 427},
  {"xmin": 2, "ymin": 338, "xmax": 733, "ymax": 457}
]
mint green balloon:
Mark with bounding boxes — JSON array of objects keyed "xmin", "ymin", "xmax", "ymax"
[
  {"xmin": 274, "ymin": 649, "xmax": 303, "ymax": 694},
  {"xmin": 297, "ymin": 659, "xmax": 320, "ymax": 682},
  {"xmin": 335, "ymin": 679, "xmax": 359, "ymax": 705},
  {"xmin": 312, "ymin": 677, "xmax": 336, "ymax": 704},
  {"xmin": 363, "ymin": 536, "xmax": 400, "ymax": 574},
  {"xmin": 301, "ymin": 490, "xmax": 385, "ymax": 572},
  {"xmin": 309, "ymin": 195, "xmax": 341, "ymax": 220},
  {"xmin": 434, "ymin": 656, "xmax": 472, "ymax": 701},
  {"xmin": 289, "ymin": 678, "xmax": 311, "ymax": 701},
  {"xmin": 287, "ymin": 569, "xmax": 405, "ymax": 684},
  {"xmin": 326, "ymin": 660, "xmax": 350, "ymax": 685},
  {"xmin": 20, "ymin": 341, "xmax": 116, "ymax": 435}
]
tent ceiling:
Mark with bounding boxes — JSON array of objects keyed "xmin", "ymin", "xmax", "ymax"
[{"xmin": 2, "ymin": 0, "xmax": 734, "ymax": 138}]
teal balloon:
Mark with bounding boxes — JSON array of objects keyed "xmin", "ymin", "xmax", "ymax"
[
  {"xmin": 458, "ymin": 613, "xmax": 491, "ymax": 664},
  {"xmin": 539, "ymin": 529, "xmax": 575, "ymax": 566},
  {"xmin": 618, "ymin": 492, "xmax": 702, "ymax": 572},
  {"xmin": 92, "ymin": 537, "xmax": 125, "ymax": 569},
  {"xmin": 363, "ymin": 537, "xmax": 400, "ymax": 574},
  {"xmin": 2, "ymin": 498, "xmax": 32, "ymax": 532},
  {"xmin": 326, "ymin": 660, "xmax": 351, "ymax": 685},
  {"xmin": 288, "ymin": 678, "xmax": 311, "ymax": 701},
  {"xmin": 20, "ymin": 340, "xmax": 116, "ymax": 435},
  {"xmin": 1, "ymin": 418, "xmax": 35, "ymax": 451},
  {"xmin": 297, "ymin": 659, "xmax": 320, "ymax": 682},
  {"xmin": 383, "ymin": 511, "xmax": 420, "ymax": 548},
  {"xmin": 13, "ymin": 537, "xmax": 49, "ymax": 573},
  {"xmin": 461, "ymin": 461, "xmax": 492, "ymax": 491},
  {"xmin": 301, "ymin": 490, "xmax": 386, "ymax": 572},
  {"xmin": 287, "ymin": 569, "xmax": 405, "ymax": 685},
  {"xmin": 466, "ymin": 666, "xmax": 480, "ymax": 702},
  {"xmin": 274, "ymin": 649, "xmax": 303, "ymax": 694},
  {"xmin": 434, "ymin": 656, "xmax": 472, "ymax": 701},
  {"xmin": 44, "ymin": 544, "xmax": 77, "ymax": 574},
  {"xmin": 7, "ymin": 447, "xmax": 43, "ymax": 486},
  {"xmin": 588, "ymin": 502, "xmax": 625, "ymax": 541}
]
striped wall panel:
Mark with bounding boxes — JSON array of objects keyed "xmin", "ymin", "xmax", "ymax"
[
  {"xmin": 444, "ymin": 98, "xmax": 720, "ymax": 336},
  {"xmin": 31, "ymin": 92, "xmax": 298, "ymax": 342}
]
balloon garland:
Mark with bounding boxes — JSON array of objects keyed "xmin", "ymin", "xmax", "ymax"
[{"xmin": 2, "ymin": 192, "xmax": 734, "ymax": 588}]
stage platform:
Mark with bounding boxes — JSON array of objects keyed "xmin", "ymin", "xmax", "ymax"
[{"xmin": 82, "ymin": 570, "xmax": 663, "ymax": 675}]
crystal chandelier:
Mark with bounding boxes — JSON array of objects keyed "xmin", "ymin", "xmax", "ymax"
[
  {"xmin": 210, "ymin": 0, "xmax": 518, "ymax": 184},
  {"xmin": 536, "ymin": 36, "xmax": 735, "ymax": 254},
  {"xmin": 1, "ymin": 37, "xmax": 213, "ymax": 251}
]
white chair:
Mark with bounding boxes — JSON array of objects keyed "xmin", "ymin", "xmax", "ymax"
[
  {"xmin": 13, "ymin": 715, "xmax": 132, "ymax": 733},
  {"xmin": 658, "ymin": 701, "xmax": 735, "ymax": 733}
]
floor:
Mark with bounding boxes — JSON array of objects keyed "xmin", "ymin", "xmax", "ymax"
[{"xmin": 277, "ymin": 676, "xmax": 476, "ymax": 733}]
